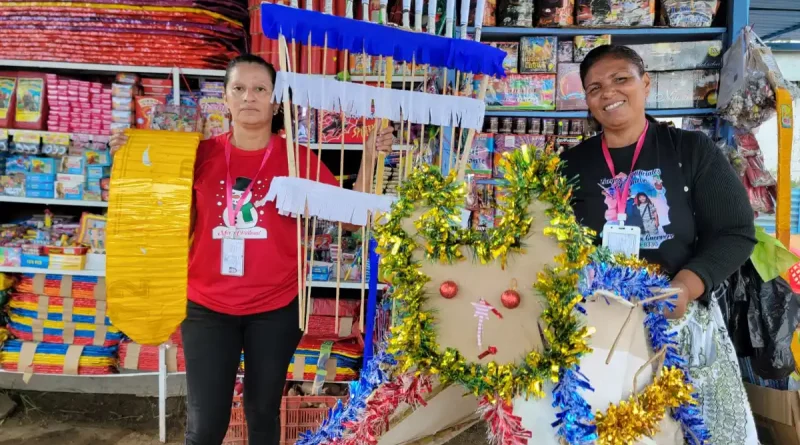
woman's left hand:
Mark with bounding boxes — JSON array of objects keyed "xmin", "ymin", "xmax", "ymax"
[
  {"xmin": 665, "ymin": 280, "xmax": 690, "ymax": 320},
  {"xmin": 368, "ymin": 125, "xmax": 394, "ymax": 157}
]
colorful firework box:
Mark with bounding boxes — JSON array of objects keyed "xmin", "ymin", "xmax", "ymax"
[
  {"xmin": 556, "ymin": 63, "xmax": 587, "ymax": 110},
  {"xmin": 8, "ymin": 302, "xmax": 122, "ymax": 347},
  {"xmin": 466, "ymin": 134, "xmax": 495, "ymax": 179},
  {"xmin": 0, "ymin": 340, "xmax": 117, "ymax": 375},
  {"xmin": 573, "ymin": 35, "xmax": 612, "ymax": 62},
  {"xmin": 16, "ymin": 273, "xmax": 106, "ymax": 299},
  {"xmin": 493, "ymin": 134, "xmax": 547, "ymax": 178},
  {"xmin": 576, "ymin": 0, "xmax": 655, "ymax": 27},
  {"xmin": 305, "ymin": 298, "xmax": 361, "ymax": 339},
  {"xmin": 120, "ymin": 340, "xmax": 185, "ymax": 372},
  {"xmin": 479, "ymin": 74, "xmax": 556, "ymax": 110},
  {"xmin": 9, "ymin": 292, "xmax": 110, "ymax": 325},
  {"xmin": 538, "ymin": 0, "xmax": 575, "ymax": 26},
  {"xmin": 490, "ymin": 42, "xmax": 519, "ymax": 74},
  {"xmin": 626, "ymin": 41, "xmax": 723, "ymax": 72},
  {"xmin": 319, "ymin": 113, "xmax": 377, "ymax": 144},
  {"xmin": 519, "ymin": 37, "xmax": 557, "ymax": 73},
  {"xmin": 287, "ymin": 337, "xmax": 363, "ymax": 382}
]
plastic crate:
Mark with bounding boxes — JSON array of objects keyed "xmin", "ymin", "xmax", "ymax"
[
  {"xmin": 223, "ymin": 396, "xmax": 247, "ymax": 445},
  {"xmin": 280, "ymin": 395, "xmax": 346, "ymax": 445}
]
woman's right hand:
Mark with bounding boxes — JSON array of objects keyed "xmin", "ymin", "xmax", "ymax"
[{"xmin": 109, "ymin": 131, "xmax": 129, "ymax": 157}]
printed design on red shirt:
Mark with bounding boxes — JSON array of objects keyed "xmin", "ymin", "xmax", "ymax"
[
  {"xmin": 600, "ymin": 168, "xmax": 675, "ymax": 249},
  {"xmin": 212, "ymin": 176, "xmax": 270, "ymax": 240}
]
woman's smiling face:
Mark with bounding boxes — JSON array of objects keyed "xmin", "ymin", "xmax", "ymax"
[{"xmin": 582, "ymin": 56, "xmax": 650, "ymax": 133}]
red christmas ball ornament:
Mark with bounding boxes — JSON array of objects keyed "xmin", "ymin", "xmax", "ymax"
[
  {"xmin": 501, "ymin": 289, "xmax": 521, "ymax": 309},
  {"xmin": 439, "ymin": 280, "xmax": 459, "ymax": 299}
]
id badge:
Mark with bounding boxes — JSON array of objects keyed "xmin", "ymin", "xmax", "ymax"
[
  {"xmin": 221, "ymin": 237, "xmax": 245, "ymax": 277},
  {"xmin": 602, "ymin": 223, "xmax": 641, "ymax": 257}
]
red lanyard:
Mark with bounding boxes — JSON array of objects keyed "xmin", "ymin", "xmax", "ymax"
[
  {"xmin": 601, "ymin": 121, "xmax": 649, "ymax": 221},
  {"xmin": 224, "ymin": 134, "xmax": 274, "ymax": 227}
]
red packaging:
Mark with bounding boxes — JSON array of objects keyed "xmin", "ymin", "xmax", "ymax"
[
  {"xmin": 141, "ymin": 78, "xmax": 172, "ymax": 87},
  {"xmin": 134, "ymin": 95, "xmax": 167, "ymax": 129},
  {"xmin": 319, "ymin": 114, "xmax": 376, "ymax": 143},
  {"xmin": 0, "ymin": 71, "xmax": 17, "ymax": 128},
  {"xmin": 14, "ymin": 72, "xmax": 47, "ymax": 130},
  {"xmin": 143, "ymin": 86, "xmax": 172, "ymax": 96}
]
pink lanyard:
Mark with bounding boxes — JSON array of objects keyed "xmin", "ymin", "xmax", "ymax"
[
  {"xmin": 224, "ymin": 134, "xmax": 274, "ymax": 227},
  {"xmin": 601, "ymin": 121, "xmax": 649, "ymax": 220}
]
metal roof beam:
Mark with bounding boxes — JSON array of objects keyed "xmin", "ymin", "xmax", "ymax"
[{"xmin": 761, "ymin": 21, "xmax": 800, "ymax": 41}]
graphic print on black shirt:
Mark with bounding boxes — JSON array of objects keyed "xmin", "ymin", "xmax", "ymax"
[{"xmin": 600, "ymin": 168, "xmax": 675, "ymax": 249}]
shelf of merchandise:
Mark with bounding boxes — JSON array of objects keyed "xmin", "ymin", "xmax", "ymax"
[
  {"xmin": 470, "ymin": 26, "xmax": 727, "ymax": 38},
  {"xmin": 0, "ymin": 196, "xmax": 108, "ymax": 208},
  {"xmin": 0, "ymin": 266, "xmax": 105, "ymax": 277},
  {"xmin": 485, "ymin": 108, "xmax": 717, "ymax": 118},
  {"xmin": 307, "ymin": 280, "xmax": 388, "ymax": 290},
  {"xmin": 0, "ymin": 60, "xmax": 226, "ymax": 77}
]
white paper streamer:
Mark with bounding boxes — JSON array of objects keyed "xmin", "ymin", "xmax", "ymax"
[
  {"xmin": 273, "ymin": 71, "xmax": 486, "ymax": 130},
  {"xmin": 403, "ymin": 0, "xmax": 411, "ymax": 28},
  {"xmin": 361, "ymin": 0, "xmax": 369, "ymax": 21},
  {"xmin": 266, "ymin": 177, "xmax": 397, "ymax": 226}
]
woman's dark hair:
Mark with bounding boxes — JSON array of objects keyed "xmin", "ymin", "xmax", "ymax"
[
  {"xmin": 636, "ymin": 192, "xmax": 651, "ymax": 204},
  {"xmin": 579, "ymin": 45, "xmax": 646, "ymax": 86},
  {"xmin": 579, "ymin": 45, "xmax": 646, "ymax": 132},
  {"xmin": 224, "ymin": 54, "xmax": 284, "ymax": 133}
]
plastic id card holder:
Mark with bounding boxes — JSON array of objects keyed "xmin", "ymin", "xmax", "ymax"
[
  {"xmin": 221, "ymin": 238, "xmax": 245, "ymax": 277},
  {"xmin": 602, "ymin": 224, "xmax": 641, "ymax": 257}
]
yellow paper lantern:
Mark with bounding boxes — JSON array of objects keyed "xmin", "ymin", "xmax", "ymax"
[{"xmin": 106, "ymin": 129, "xmax": 200, "ymax": 345}]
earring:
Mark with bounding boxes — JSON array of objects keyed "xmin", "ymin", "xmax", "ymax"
[{"xmin": 500, "ymin": 279, "xmax": 521, "ymax": 309}]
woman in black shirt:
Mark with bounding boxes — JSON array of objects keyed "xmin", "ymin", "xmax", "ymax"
[{"xmin": 561, "ymin": 45, "xmax": 758, "ymax": 444}]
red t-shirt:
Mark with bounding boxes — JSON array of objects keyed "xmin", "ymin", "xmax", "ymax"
[{"xmin": 188, "ymin": 134, "xmax": 338, "ymax": 315}]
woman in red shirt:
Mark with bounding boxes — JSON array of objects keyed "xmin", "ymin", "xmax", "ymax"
[{"xmin": 111, "ymin": 54, "xmax": 393, "ymax": 445}]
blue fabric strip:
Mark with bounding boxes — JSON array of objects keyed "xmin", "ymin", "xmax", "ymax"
[
  {"xmin": 12, "ymin": 308, "xmax": 111, "ymax": 326},
  {"xmin": 2, "ymin": 339, "xmax": 117, "ymax": 356},
  {"xmin": 260, "ymin": 3, "xmax": 506, "ymax": 78},
  {"xmin": 9, "ymin": 321, "xmax": 123, "ymax": 342}
]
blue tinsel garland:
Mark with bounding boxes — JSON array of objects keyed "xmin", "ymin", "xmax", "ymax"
[
  {"xmin": 295, "ymin": 341, "xmax": 396, "ymax": 445},
  {"xmin": 550, "ymin": 258, "xmax": 710, "ymax": 445}
]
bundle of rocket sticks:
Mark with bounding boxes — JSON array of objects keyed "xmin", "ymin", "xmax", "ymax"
[
  {"xmin": 262, "ymin": 2, "xmax": 709, "ymax": 444},
  {"xmin": 260, "ymin": 0, "xmax": 505, "ymax": 339}
]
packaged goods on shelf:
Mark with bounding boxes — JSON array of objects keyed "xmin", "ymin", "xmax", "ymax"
[
  {"xmin": 0, "ymin": 339, "xmax": 117, "ymax": 375},
  {"xmin": 493, "ymin": 134, "xmax": 547, "ymax": 178},
  {"xmin": 557, "ymin": 41, "xmax": 574, "ymax": 63},
  {"xmin": 480, "ymin": 74, "xmax": 556, "ymax": 110},
  {"xmin": 682, "ymin": 116, "xmax": 716, "ymax": 138},
  {"xmin": 498, "ymin": 0, "xmax": 535, "ymax": 27},
  {"xmin": 297, "ymin": 108, "xmax": 317, "ymax": 144},
  {"xmin": 490, "ymin": 42, "xmax": 519, "ymax": 74},
  {"xmin": 46, "ymin": 74, "xmax": 112, "ymax": 135},
  {"xmin": 654, "ymin": 70, "xmax": 719, "ymax": 109},
  {"xmin": 320, "ymin": 115, "xmax": 376, "ymax": 144},
  {"xmin": 628, "ymin": 41, "xmax": 723, "ymax": 72},
  {"xmin": 646, "ymin": 74, "xmax": 659, "ymax": 108},
  {"xmin": 120, "ymin": 340, "xmax": 185, "ymax": 372},
  {"xmin": 0, "ymin": 4, "xmax": 245, "ymax": 68},
  {"xmin": 576, "ymin": 0, "xmax": 655, "ymax": 27},
  {"xmin": 469, "ymin": 0, "xmax": 497, "ymax": 26},
  {"xmin": 288, "ymin": 340, "xmax": 362, "ymax": 382},
  {"xmin": 0, "ymin": 72, "xmax": 18, "ymax": 128},
  {"xmin": 556, "ymin": 63, "xmax": 587, "ymax": 111},
  {"xmin": 519, "ymin": 37, "xmax": 557, "ymax": 74},
  {"xmin": 573, "ymin": 35, "xmax": 612, "ymax": 63},
  {"xmin": 15, "ymin": 72, "xmax": 47, "ymax": 131},
  {"xmin": 660, "ymin": 0, "xmax": 720, "ymax": 28},
  {"xmin": 466, "ymin": 134, "xmax": 494, "ymax": 179},
  {"xmin": 537, "ymin": 0, "xmax": 575, "ymax": 26}
]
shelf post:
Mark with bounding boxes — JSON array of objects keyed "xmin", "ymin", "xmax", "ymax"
[{"xmin": 158, "ymin": 343, "xmax": 167, "ymax": 443}]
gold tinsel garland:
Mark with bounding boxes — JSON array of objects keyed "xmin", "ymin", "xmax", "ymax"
[
  {"xmin": 373, "ymin": 147, "xmax": 596, "ymax": 402},
  {"xmin": 595, "ymin": 367, "xmax": 696, "ymax": 445}
]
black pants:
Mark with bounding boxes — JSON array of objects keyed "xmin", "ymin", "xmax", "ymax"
[{"xmin": 182, "ymin": 298, "xmax": 303, "ymax": 445}]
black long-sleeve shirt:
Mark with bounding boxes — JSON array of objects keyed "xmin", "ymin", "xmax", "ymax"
[{"xmin": 561, "ymin": 118, "xmax": 756, "ymax": 294}]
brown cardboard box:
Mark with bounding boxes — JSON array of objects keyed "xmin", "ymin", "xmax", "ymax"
[{"xmin": 745, "ymin": 383, "xmax": 800, "ymax": 445}]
